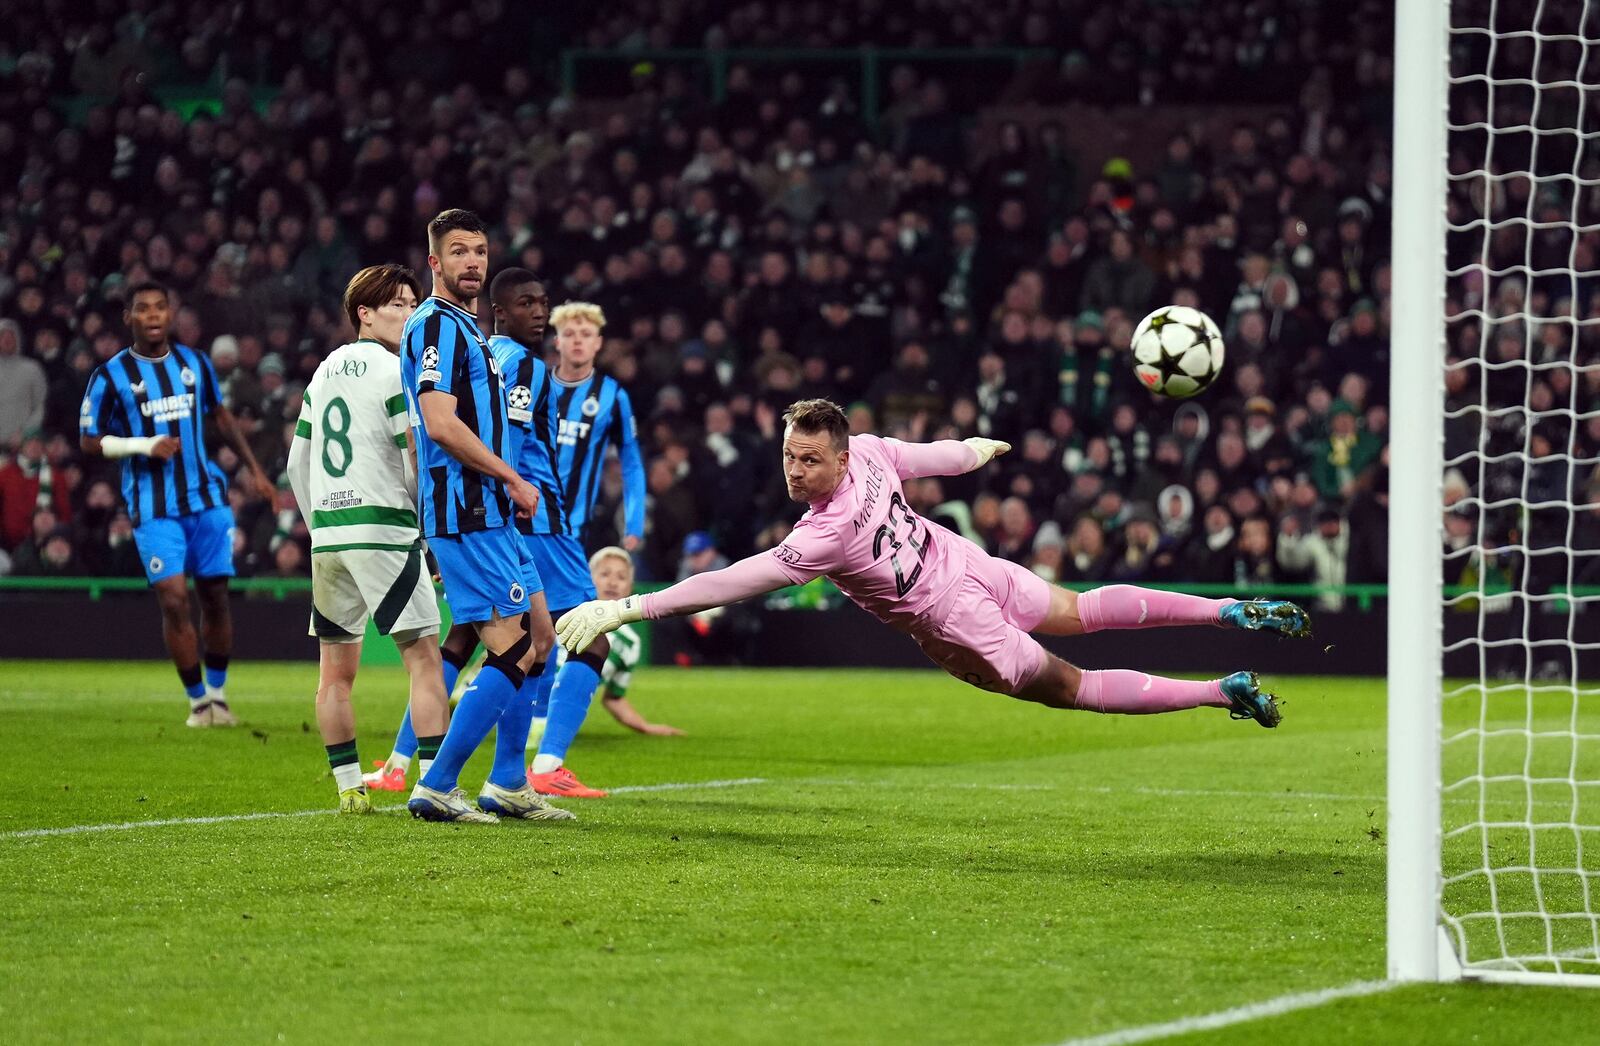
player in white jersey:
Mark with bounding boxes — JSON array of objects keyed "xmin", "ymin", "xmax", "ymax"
[{"xmin": 286, "ymin": 264, "xmax": 450, "ymax": 813}]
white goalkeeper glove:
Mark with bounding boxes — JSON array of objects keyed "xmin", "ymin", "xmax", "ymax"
[
  {"xmin": 962, "ymin": 437, "xmax": 1011, "ymax": 470},
  {"xmin": 555, "ymin": 595, "xmax": 644, "ymax": 653}
]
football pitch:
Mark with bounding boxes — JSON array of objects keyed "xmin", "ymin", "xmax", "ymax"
[{"xmin": 2, "ymin": 661, "xmax": 1596, "ymax": 1044}]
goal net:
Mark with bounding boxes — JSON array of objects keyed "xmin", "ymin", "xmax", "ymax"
[{"xmin": 1392, "ymin": 0, "xmax": 1600, "ymax": 986}]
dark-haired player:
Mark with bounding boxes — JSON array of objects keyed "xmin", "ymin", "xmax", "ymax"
[
  {"xmin": 558, "ymin": 399, "xmax": 1311, "ymax": 724},
  {"xmin": 286, "ymin": 264, "xmax": 450, "ymax": 814},
  {"xmin": 79, "ymin": 281, "xmax": 276, "ymax": 726},
  {"xmin": 366, "ymin": 266, "xmax": 553, "ymax": 793},
  {"xmin": 399, "ymin": 209, "xmax": 571, "ymax": 823}
]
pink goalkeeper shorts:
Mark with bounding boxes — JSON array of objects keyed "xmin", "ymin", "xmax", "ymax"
[{"xmin": 912, "ymin": 542, "xmax": 1052, "ymax": 695}]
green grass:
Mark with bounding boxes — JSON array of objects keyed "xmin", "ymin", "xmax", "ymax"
[{"xmin": 1, "ymin": 661, "xmax": 1597, "ymax": 1044}]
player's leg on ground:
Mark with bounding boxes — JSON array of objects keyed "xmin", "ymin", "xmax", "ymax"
[
  {"xmin": 194, "ymin": 576, "xmax": 237, "ymax": 725},
  {"xmin": 489, "ymin": 601, "xmax": 553, "ymax": 788},
  {"xmin": 316, "ymin": 639, "xmax": 371, "ymax": 813},
  {"xmin": 529, "ymin": 628, "xmax": 610, "ymax": 797},
  {"xmin": 152, "ymin": 575, "xmax": 210, "ymax": 725},
  {"xmin": 528, "ymin": 654, "xmax": 557, "ymax": 719},
  {"xmin": 396, "ymin": 630, "xmax": 448, "ymax": 774},
  {"xmin": 418, "ymin": 610, "xmax": 531, "ymax": 795},
  {"xmin": 374, "ymin": 625, "xmax": 474, "ymax": 787}
]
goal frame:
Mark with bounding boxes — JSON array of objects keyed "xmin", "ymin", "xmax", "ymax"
[{"xmin": 1387, "ymin": 0, "xmax": 1600, "ymax": 989}]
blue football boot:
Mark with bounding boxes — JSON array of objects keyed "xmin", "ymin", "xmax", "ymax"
[
  {"xmin": 1218, "ymin": 598, "xmax": 1312, "ymax": 638},
  {"xmin": 1219, "ymin": 671, "xmax": 1281, "ymax": 728}
]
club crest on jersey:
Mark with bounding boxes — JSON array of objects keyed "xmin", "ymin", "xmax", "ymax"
[
  {"xmin": 581, "ymin": 397, "xmax": 601, "ymax": 417},
  {"xmin": 507, "ymin": 384, "xmax": 532, "ymax": 423},
  {"xmin": 509, "ymin": 582, "xmax": 526, "ymax": 604},
  {"xmin": 149, "ymin": 556, "xmax": 164, "ymax": 573},
  {"xmin": 180, "ymin": 367, "xmax": 196, "ymax": 387}
]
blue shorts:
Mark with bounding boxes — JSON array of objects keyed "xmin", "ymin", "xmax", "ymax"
[
  {"xmin": 133, "ymin": 506, "xmax": 236, "ymax": 585},
  {"xmin": 431, "ymin": 526, "xmax": 542, "ymax": 624},
  {"xmin": 525, "ymin": 533, "xmax": 597, "ymax": 613}
]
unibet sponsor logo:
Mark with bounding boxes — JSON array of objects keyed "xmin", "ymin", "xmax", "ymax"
[
  {"xmin": 557, "ymin": 418, "xmax": 591, "ymax": 446},
  {"xmin": 140, "ymin": 393, "xmax": 196, "ymax": 423}
]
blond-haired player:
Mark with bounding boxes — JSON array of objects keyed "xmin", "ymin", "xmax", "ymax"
[
  {"xmin": 519, "ymin": 301, "xmax": 648, "ymax": 799},
  {"xmin": 587, "ymin": 546, "xmax": 683, "ymax": 736},
  {"xmin": 286, "ymin": 264, "xmax": 450, "ymax": 813}
]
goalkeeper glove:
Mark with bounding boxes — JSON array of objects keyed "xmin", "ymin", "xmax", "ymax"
[
  {"xmin": 555, "ymin": 595, "xmax": 644, "ymax": 653},
  {"xmin": 962, "ymin": 437, "xmax": 1011, "ymax": 470}
]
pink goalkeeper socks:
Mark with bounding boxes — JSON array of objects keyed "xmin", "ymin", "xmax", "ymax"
[
  {"xmin": 1075, "ymin": 585, "xmax": 1235, "ymax": 633},
  {"xmin": 1073, "ymin": 670, "xmax": 1229, "ymax": 714}
]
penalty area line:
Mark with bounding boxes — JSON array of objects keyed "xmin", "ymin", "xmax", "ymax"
[
  {"xmin": 1053, "ymin": 978, "xmax": 1397, "ymax": 1046},
  {"xmin": 0, "ymin": 777, "xmax": 771, "ymax": 840}
]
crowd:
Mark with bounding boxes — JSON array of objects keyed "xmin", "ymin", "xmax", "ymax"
[{"xmin": 0, "ymin": 0, "xmax": 1595, "ymax": 607}]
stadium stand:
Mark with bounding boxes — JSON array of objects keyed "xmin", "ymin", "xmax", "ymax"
[{"xmin": 5, "ymin": 0, "xmax": 1579, "ymax": 603}]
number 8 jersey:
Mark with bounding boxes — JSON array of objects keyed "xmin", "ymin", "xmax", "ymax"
[{"xmin": 291, "ymin": 340, "xmax": 420, "ymax": 553}]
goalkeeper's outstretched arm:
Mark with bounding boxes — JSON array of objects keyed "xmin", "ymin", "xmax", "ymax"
[
  {"xmin": 555, "ymin": 553, "xmax": 794, "ymax": 653},
  {"xmin": 882, "ymin": 436, "xmax": 1009, "ymax": 480}
]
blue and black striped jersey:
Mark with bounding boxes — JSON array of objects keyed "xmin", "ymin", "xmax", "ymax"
[
  {"xmin": 401, "ymin": 296, "xmax": 514, "ymax": 537},
  {"xmin": 540, "ymin": 369, "xmax": 646, "ymax": 541},
  {"xmin": 78, "ymin": 343, "xmax": 229, "ymax": 526},
  {"xmin": 488, "ymin": 335, "xmax": 566, "ymax": 536}
]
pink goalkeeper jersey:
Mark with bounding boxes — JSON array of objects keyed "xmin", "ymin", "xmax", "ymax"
[{"xmin": 641, "ymin": 434, "xmax": 979, "ymax": 638}]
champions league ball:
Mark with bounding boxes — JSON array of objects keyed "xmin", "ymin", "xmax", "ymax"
[{"xmin": 1129, "ymin": 305, "xmax": 1225, "ymax": 398}]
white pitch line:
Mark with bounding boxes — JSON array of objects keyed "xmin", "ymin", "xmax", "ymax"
[
  {"xmin": 1053, "ymin": 979, "xmax": 1397, "ymax": 1046},
  {"xmin": 0, "ymin": 777, "xmax": 772, "ymax": 840}
]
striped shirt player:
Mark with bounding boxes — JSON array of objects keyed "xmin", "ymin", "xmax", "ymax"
[
  {"xmin": 398, "ymin": 208, "xmax": 569, "ymax": 825},
  {"xmin": 402, "ymin": 293, "xmax": 545, "ymax": 618},
  {"xmin": 521, "ymin": 301, "xmax": 647, "ymax": 800},
  {"xmin": 289, "ymin": 338, "xmax": 439, "ymax": 645},
  {"xmin": 77, "ymin": 280, "xmax": 278, "ymax": 727}
]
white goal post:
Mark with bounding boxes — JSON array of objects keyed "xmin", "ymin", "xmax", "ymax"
[{"xmin": 1390, "ymin": 0, "xmax": 1600, "ymax": 987}]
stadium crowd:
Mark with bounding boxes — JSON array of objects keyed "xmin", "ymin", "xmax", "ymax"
[{"xmin": 0, "ymin": 0, "xmax": 1595, "ymax": 607}]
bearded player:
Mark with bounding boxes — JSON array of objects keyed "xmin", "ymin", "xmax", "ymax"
[{"xmin": 557, "ymin": 399, "xmax": 1310, "ymax": 721}]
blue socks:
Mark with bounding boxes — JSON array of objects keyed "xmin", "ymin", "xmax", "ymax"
[
  {"xmin": 488, "ymin": 662, "xmax": 544, "ymax": 788},
  {"xmin": 394, "ymin": 645, "xmax": 470, "ymax": 760},
  {"xmin": 419, "ymin": 660, "xmax": 521, "ymax": 794},
  {"xmin": 537, "ymin": 653, "xmax": 603, "ymax": 763},
  {"xmin": 203, "ymin": 654, "xmax": 228, "ymax": 691},
  {"xmin": 529, "ymin": 655, "xmax": 558, "ymax": 718}
]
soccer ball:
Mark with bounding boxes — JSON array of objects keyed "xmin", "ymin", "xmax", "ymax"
[{"xmin": 1130, "ymin": 305, "xmax": 1225, "ymax": 398}]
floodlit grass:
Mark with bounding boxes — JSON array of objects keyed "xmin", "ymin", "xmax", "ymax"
[{"xmin": 1, "ymin": 661, "xmax": 1596, "ymax": 1043}]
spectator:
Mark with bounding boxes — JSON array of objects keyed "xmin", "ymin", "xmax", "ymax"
[
  {"xmin": 0, "ymin": 320, "xmax": 47, "ymax": 449},
  {"xmin": 1230, "ymin": 516, "xmax": 1279, "ymax": 588},
  {"xmin": 1310, "ymin": 400, "xmax": 1382, "ymax": 502},
  {"xmin": 11, "ymin": 524, "xmax": 81, "ymax": 577},
  {"xmin": 1276, "ymin": 506, "xmax": 1351, "ymax": 611}
]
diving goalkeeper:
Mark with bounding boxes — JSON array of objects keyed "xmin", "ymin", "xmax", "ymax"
[{"xmin": 556, "ymin": 399, "xmax": 1311, "ymax": 725}]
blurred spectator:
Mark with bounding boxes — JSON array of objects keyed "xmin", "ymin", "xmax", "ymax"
[
  {"xmin": 0, "ymin": 321, "xmax": 47, "ymax": 448},
  {"xmin": 1276, "ymin": 506, "xmax": 1351, "ymax": 611}
]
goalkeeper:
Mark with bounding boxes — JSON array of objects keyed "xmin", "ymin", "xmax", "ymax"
[{"xmin": 557, "ymin": 399, "xmax": 1310, "ymax": 726}]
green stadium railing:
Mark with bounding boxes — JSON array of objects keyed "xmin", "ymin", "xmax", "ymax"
[
  {"xmin": 558, "ymin": 47, "xmax": 1053, "ymax": 131},
  {"xmin": 6, "ymin": 576, "xmax": 1595, "ymax": 613}
]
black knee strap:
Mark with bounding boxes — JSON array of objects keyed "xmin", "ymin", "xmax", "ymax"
[
  {"xmin": 483, "ymin": 628, "xmax": 532, "ymax": 690},
  {"xmin": 441, "ymin": 645, "xmax": 470, "ymax": 671},
  {"xmin": 573, "ymin": 650, "xmax": 606, "ymax": 674}
]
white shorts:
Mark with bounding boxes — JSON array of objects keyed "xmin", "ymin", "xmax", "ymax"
[{"xmin": 309, "ymin": 544, "xmax": 440, "ymax": 645}]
